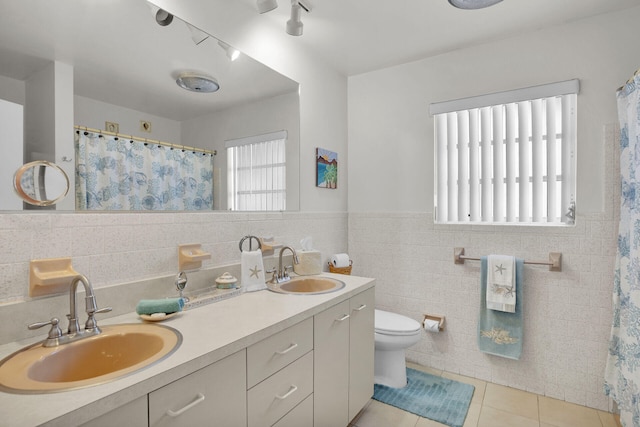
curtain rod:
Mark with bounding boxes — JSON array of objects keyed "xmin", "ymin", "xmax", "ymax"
[
  {"xmin": 74, "ymin": 125, "xmax": 217, "ymax": 156},
  {"xmin": 453, "ymin": 247, "xmax": 562, "ymax": 272},
  {"xmin": 617, "ymin": 67, "xmax": 640, "ymax": 92}
]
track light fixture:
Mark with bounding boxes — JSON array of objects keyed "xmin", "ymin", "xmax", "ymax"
[
  {"xmin": 148, "ymin": 4, "xmax": 174, "ymax": 26},
  {"xmin": 286, "ymin": 1, "xmax": 303, "ymax": 36},
  {"xmin": 257, "ymin": 0, "xmax": 278, "ymax": 13},
  {"xmin": 448, "ymin": 0, "xmax": 502, "ymax": 9},
  {"xmin": 259, "ymin": 0, "xmax": 311, "ymax": 36},
  {"xmin": 218, "ymin": 41, "xmax": 241, "ymax": 61}
]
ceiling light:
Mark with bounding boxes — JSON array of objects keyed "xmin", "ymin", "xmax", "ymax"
[
  {"xmin": 286, "ymin": 1, "xmax": 303, "ymax": 36},
  {"xmin": 448, "ymin": 0, "xmax": 502, "ymax": 9},
  {"xmin": 176, "ymin": 73, "xmax": 220, "ymax": 93},
  {"xmin": 218, "ymin": 41, "xmax": 241, "ymax": 61},
  {"xmin": 147, "ymin": 4, "xmax": 174, "ymax": 26},
  {"xmin": 257, "ymin": 0, "xmax": 278, "ymax": 13}
]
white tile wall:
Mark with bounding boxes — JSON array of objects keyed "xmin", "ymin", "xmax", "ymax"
[
  {"xmin": 348, "ymin": 124, "xmax": 620, "ymax": 412},
  {"xmin": 0, "ymin": 211, "xmax": 348, "ymax": 343}
]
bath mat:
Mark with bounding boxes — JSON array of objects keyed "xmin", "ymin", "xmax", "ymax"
[{"xmin": 373, "ymin": 368, "xmax": 475, "ymax": 427}]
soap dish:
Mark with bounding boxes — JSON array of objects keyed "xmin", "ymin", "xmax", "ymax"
[{"xmin": 140, "ymin": 312, "xmax": 179, "ymax": 322}]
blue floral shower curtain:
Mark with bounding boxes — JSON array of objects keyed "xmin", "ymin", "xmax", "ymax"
[
  {"xmin": 75, "ymin": 131, "xmax": 213, "ymax": 210},
  {"xmin": 604, "ymin": 74, "xmax": 640, "ymax": 427}
]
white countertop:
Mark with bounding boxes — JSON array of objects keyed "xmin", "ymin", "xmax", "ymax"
[{"xmin": 0, "ymin": 273, "xmax": 375, "ymax": 427}]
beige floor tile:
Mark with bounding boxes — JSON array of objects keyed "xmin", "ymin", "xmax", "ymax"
[
  {"xmin": 463, "ymin": 402, "xmax": 482, "ymax": 427},
  {"xmin": 539, "ymin": 396, "xmax": 602, "ymax": 427},
  {"xmin": 408, "ymin": 361, "xmax": 443, "ymax": 377},
  {"xmin": 352, "ymin": 400, "xmax": 420, "ymax": 427},
  {"xmin": 441, "ymin": 371, "xmax": 488, "ymax": 405},
  {"xmin": 598, "ymin": 410, "xmax": 619, "ymax": 427},
  {"xmin": 415, "ymin": 416, "xmax": 448, "ymax": 426},
  {"xmin": 483, "ymin": 382, "xmax": 539, "ymax": 421},
  {"xmin": 478, "ymin": 406, "xmax": 539, "ymax": 427}
]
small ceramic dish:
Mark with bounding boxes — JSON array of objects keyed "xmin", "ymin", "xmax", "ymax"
[{"xmin": 139, "ymin": 312, "xmax": 179, "ymax": 322}]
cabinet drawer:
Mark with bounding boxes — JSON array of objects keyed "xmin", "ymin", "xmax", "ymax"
[
  {"xmin": 272, "ymin": 394, "xmax": 313, "ymax": 427},
  {"xmin": 247, "ymin": 317, "xmax": 313, "ymax": 388},
  {"xmin": 149, "ymin": 350, "xmax": 246, "ymax": 427},
  {"xmin": 248, "ymin": 351, "xmax": 313, "ymax": 427}
]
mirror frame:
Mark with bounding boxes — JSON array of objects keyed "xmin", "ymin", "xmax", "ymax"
[{"xmin": 13, "ymin": 160, "xmax": 70, "ymax": 207}]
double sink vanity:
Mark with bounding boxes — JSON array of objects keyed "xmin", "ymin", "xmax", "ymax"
[{"xmin": 0, "ymin": 273, "xmax": 375, "ymax": 427}]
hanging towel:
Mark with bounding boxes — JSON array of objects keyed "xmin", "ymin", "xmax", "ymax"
[
  {"xmin": 486, "ymin": 254, "xmax": 516, "ymax": 313},
  {"xmin": 241, "ymin": 249, "xmax": 266, "ymax": 292},
  {"xmin": 478, "ymin": 257, "xmax": 524, "ymax": 360}
]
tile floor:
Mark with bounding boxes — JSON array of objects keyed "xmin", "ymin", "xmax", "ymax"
[{"xmin": 349, "ymin": 363, "xmax": 619, "ymax": 427}]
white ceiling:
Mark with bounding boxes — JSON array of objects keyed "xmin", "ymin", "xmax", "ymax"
[{"xmin": 253, "ymin": 0, "xmax": 640, "ymax": 76}]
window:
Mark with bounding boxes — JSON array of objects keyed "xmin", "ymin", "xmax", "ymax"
[
  {"xmin": 430, "ymin": 80, "xmax": 578, "ymax": 225},
  {"xmin": 226, "ymin": 130, "xmax": 287, "ymax": 211}
]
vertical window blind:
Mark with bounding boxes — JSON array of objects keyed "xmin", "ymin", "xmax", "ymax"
[
  {"xmin": 430, "ymin": 80, "xmax": 579, "ymax": 225},
  {"xmin": 226, "ymin": 130, "xmax": 287, "ymax": 211}
]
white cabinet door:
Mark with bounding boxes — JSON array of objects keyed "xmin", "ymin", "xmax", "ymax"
[
  {"xmin": 313, "ymin": 299, "xmax": 350, "ymax": 427},
  {"xmin": 149, "ymin": 350, "xmax": 246, "ymax": 427},
  {"xmin": 349, "ymin": 287, "xmax": 375, "ymax": 421},
  {"xmin": 79, "ymin": 395, "xmax": 147, "ymax": 427}
]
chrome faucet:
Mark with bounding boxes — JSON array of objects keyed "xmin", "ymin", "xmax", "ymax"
[
  {"xmin": 28, "ymin": 274, "xmax": 111, "ymax": 347},
  {"xmin": 269, "ymin": 246, "xmax": 300, "ymax": 284}
]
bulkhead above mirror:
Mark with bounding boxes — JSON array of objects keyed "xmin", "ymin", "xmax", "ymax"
[{"xmin": 0, "ymin": 0, "xmax": 300, "ymax": 212}]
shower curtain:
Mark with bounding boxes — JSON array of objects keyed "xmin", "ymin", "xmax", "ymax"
[
  {"xmin": 75, "ymin": 131, "xmax": 213, "ymax": 210},
  {"xmin": 604, "ymin": 74, "xmax": 640, "ymax": 427}
]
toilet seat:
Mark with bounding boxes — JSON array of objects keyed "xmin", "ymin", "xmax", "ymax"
[{"xmin": 374, "ymin": 309, "xmax": 421, "ymax": 336}]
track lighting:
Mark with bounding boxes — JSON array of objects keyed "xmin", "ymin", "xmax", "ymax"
[
  {"xmin": 257, "ymin": 0, "xmax": 278, "ymax": 13},
  {"xmin": 149, "ymin": 5, "xmax": 174, "ymax": 26},
  {"xmin": 448, "ymin": 0, "xmax": 502, "ymax": 9},
  {"xmin": 218, "ymin": 41, "xmax": 241, "ymax": 61},
  {"xmin": 186, "ymin": 23, "xmax": 209, "ymax": 45},
  {"xmin": 286, "ymin": 1, "xmax": 303, "ymax": 36}
]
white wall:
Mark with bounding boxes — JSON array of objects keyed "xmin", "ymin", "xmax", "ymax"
[
  {"xmin": 151, "ymin": 0, "xmax": 348, "ymax": 212},
  {"xmin": 347, "ymin": 7, "xmax": 639, "ymax": 411},
  {"xmin": 0, "ymin": 99, "xmax": 24, "ymax": 210},
  {"xmin": 74, "ymin": 95, "xmax": 182, "ymax": 144},
  {"xmin": 348, "ymin": 6, "xmax": 640, "ymax": 214},
  {"xmin": 182, "ymin": 91, "xmax": 300, "ymax": 210}
]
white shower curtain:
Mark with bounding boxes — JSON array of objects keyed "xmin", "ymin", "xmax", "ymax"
[
  {"xmin": 75, "ymin": 130, "xmax": 213, "ymax": 210},
  {"xmin": 604, "ymin": 74, "xmax": 640, "ymax": 427}
]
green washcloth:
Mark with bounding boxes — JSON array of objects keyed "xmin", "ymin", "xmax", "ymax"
[{"xmin": 136, "ymin": 298, "xmax": 184, "ymax": 315}]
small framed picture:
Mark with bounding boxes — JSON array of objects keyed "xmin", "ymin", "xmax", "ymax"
[{"xmin": 316, "ymin": 148, "xmax": 338, "ymax": 189}]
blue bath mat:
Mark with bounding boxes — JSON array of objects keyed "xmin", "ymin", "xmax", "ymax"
[{"xmin": 373, "ymin": 368, "xmax": 475, "ymax": 427}]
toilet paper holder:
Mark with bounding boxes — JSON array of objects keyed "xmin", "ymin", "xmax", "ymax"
[{"xmin": 423, "ymin": 314, "xmax": 445, "ymax": 332}]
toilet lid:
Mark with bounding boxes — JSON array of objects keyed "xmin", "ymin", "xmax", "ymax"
[{"xmin": 375, "ymin": 309, "xmax": 421, "ymax": 335}]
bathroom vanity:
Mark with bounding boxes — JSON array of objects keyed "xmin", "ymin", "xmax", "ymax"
[{"xmin": 0, "ymin": 274, "xmax": 375, "ymax": 427}]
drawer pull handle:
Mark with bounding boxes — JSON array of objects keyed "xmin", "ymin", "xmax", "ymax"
[
  {"xmin": 354, "ymin": 304, "xmax": 367, "ymax": 311},
  {"xmin": 275, "ymin": 342, "xmax": 299, "ymax": 355},
  {"xmin": 166, "ymin": 393, "xmax": 205, "ymax": 417},
  {"xmin": 275, "ymin": 384, "xmax": 298, "ymax": 400},
  {"xmin": 336, "ymin": 314, "xmax": 350, "ymax": 322}
]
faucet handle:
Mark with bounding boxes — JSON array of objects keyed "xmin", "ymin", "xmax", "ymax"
[
  {"xmin": 85, "ymin": 307, "xmax": 112, "ymax": 331},
  {"xmin": 28, "ymin": 317, "xmax": 63, "ymax": 340}
]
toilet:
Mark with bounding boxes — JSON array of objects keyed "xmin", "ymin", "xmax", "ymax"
[{"xmin": 374, "ymin": 309, "xmax": 422, "ymax": 388}]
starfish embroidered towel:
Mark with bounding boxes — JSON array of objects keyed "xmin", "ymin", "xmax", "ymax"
[
  {"xmin": 478, "ymin": 256, "xmax": 524, "ymax": 360},
  {"xmin": 241, "ymin": 249, "xmax": 266, "ymax": 292},
  {"xmin": 486, "ymin": 254, "xmax": 516, "ymax": 313}
]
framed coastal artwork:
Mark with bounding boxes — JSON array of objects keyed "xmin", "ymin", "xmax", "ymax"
[{"xmin": 316, "ymin": 148, "xmax": 338, "ymax": 189}]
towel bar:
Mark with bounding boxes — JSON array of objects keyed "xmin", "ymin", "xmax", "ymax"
[{"xmin": 453, "ymin": 247, "xmax": 562, "ymax": 272}]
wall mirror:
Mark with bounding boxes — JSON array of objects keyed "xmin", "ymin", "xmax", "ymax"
[{"xmin": 0, "ymin": 0, "xmax": 300, "ymax": 212}]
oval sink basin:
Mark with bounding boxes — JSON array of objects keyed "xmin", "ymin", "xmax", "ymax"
[
  {"xmin": 268, "ymin": 276, "xmax": 346, "ymax": 295},
  {"xmin": 0, "ymin": 323, "xmax": 181, "ymax": 393}
]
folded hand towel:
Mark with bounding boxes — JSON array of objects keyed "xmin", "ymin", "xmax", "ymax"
[
  {"xmin": 478, "ymin": 257, "xmax": 524, "ymax": 360},
  {"xmin": 241, "ymin": 249, "xmax": 266, "ymax": 292},
  {"xmin": 486, "ymin": 254, "xmax": 516, "ymax": 313},
  {"xmin": 136, "ymin": 298, "xmax": 184, "ymax": 315}
]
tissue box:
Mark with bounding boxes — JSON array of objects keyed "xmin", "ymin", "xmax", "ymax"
[{"xmin": 294, "ymin": 250, "xmax": 322, "ymax": 275}]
